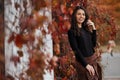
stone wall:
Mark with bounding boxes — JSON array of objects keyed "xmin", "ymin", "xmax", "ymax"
[{"xmin": 5, "ymin": 0, "xmax": 53, "ymax": 80}]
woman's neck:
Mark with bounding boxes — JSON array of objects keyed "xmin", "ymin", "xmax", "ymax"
[{"xmin": 77, "ymin": 23, "xmax": 82, "ymax": 28}]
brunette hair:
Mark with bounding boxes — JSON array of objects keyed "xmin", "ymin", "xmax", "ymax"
[{"xmin": 70, "ymin": 6, "xmax": 89, "ymax": 36}]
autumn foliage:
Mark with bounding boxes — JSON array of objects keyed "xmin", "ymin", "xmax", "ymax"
[
  {"xmin": 6, "ymin": 0, "xmax": 119, "ymax": 80},
  {"xmin": 52, "ymin": 0, "xmax": 118, "ymax": 79}
]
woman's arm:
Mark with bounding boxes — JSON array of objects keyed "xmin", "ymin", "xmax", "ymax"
[
  {"xmin": 92, "ymin": 30, "xmax": 97, "ymax": 47},
  {"xmin": 87, "ymin": 20, "xmax": 97, "ymax": 47},
  {"xmin": 68, "ymin": 30, "xmax": 88, "ymax": 67}
]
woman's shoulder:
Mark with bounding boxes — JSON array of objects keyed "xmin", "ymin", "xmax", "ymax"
[
  {"xmin": 68, "ymin": 29, "xmax": 76, "ymax": 37},
  {"xmin": 68, "ymin": 29, "xmax": 74, "ymax": 34},
  {"xmin": 68, "ymin": 28, "xmax": 74, "ymax": 33}
]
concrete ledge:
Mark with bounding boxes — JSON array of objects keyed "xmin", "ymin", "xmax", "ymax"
[
  {"xmin": 104, "ymin": 76, "xmax": 120, "ymax": 80},
  {"xmin": 104, "ymin": 78, "xmax": 120, "ymax": 80}
]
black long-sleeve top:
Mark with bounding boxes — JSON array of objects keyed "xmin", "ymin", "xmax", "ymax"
[{"xmin": 68, "ymin": 27, "xmax": 97, "ymax": 67}]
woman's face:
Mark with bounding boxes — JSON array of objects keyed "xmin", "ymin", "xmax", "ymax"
[{"xmin": 75, "ymin": 9, "xmax": 86, "ymax": 24}]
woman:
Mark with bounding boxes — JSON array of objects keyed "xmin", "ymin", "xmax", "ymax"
[{"xmin": 68, "ymin": 6, "xmax": 102, "ymax": 80}]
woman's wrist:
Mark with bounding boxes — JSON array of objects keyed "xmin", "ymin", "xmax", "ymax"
[
  {"xmin": 86, "ymin": 64, "xmax": 89, "ymax": 69},
  {"xmin": 92, "ymin": 25, "xmax": 96, "ymax": 30},
  {"xmin": 87, "ymin": 20, "xmax": 96, "ymax": 30}
]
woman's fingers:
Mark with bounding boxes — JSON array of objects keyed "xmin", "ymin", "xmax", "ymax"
[
  {"xmin": 87, "ymin": 20, "xmax": 96, "ymax": 30},
  {"xmin": 86, "ymin": 64, "xmax": 95, "ymax": 76},
  {"xmin": 87, "ymin": 20, "xmax": 94, "ymax": 26},
  {"xmin": 91, "ymin": 66, "xmax": 95, "ymax": 76},
  {"xmin": 89, "ymin": 66, "xmax": 95, "ymax": 76}
]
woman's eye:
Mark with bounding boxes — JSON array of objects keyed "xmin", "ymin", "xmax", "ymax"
[
  {"xmin": 78, "ymin": 13, "xmax": 85, "ymax": 16},
  {"xmin": 82, "ymin": 13, "xmax": 85, "ymax": 16}
]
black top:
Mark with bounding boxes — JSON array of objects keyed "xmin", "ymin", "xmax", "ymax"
[{"xmin": 68, "ymin": 27, "xmax": 97, "ymax": 67}]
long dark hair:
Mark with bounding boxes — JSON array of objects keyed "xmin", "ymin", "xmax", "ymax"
[{"xmin": 70, "ymin": 6, "xmax": 89, "ymax": 36}]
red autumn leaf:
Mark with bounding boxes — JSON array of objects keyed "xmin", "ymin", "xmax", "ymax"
[
  {"xmin": 58, "ymin": 16, "xmax": 64, "ymax": 22},
  {"xmin": 17, "ymin": 50, "xmax": 23, "ymax": 57},
  {"xmin": 52, "ymin": 34, "xmax": 60, "ymax": 44},
  {"xmin": 6, "ymin": 74, "xmax": 14, "ymax": 80},
  {"xmin": 37, "ymin": 16, "xmax": 47, "ymax": 26},
  {"xmin": 15, "ymin": 34, "xmax": 24, "ymax": 48},
  {"xmin": 29, "ymin": 58, "xmax": 37, "ymax": 69},
  {"xmin": 8, "ymin": 32, "xmax": 15, "ymax": 43},
  {"xmin": 10, "ymin": 56, "xmax": 20, "ymax": 66},
  {"xmin": 48, "ymin": 23, "xmax": 55, "ymax": 34},
  {"xmin": 68, "ymin": 7, "xmax": 73, "ymax": 15},
  {"xmin": 53, "ymin": 44, "xmax": 60, "ymax": 55},
  {"xmin": 22, "ymin": 34, "xmax": 30, "ymax": 44},
  {"xmin": 14, "ymin": 2, "xmax": 20, "ymax": 10},
  {"xmin": 50, "ymin": 21, "xmax": 58, "ymax": 32},
  {"xmin": 60, "ymin": 4, "xmax": 67, "ymax": 14},
  {"xmin": 41, "ymin": 29, "xmax": 47, "ymax": 35},
  {"xmin": 23, "ymin": 1, "xmax": 27, "ymax": 8},
  {"xmin": 32, "ymin": 0, "xmax": 47, "ymax": 11},
  {"xmin": 49, "ymin": 56, "xmax": 58, "ymax": 67},
  {"xmin": 62, "ymin": 77, "xmax": 67, "ymax": 80}
]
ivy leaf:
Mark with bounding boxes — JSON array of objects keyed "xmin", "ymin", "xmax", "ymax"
[
  {"xmin": 15, "ymin": 34, "xmax": 23, "ymax": 48},
  {"xmin": 23, "ymin": 1, "xmax": 27, "ymax": 8},
  {"xmin": 29, "ymin": 58, "xmax": 37, "ymax": 69},
  {"xmin": 17, "ymin": 50, "xmax": 23, "ymax": 57},
  {"xmin": 14, "ymin": 2, "xmax": 20, "ymax": 10},
  {"xmin": 32, "ymin": 0, "xmax": 47, "ymax": 11},
  {"xmin": 10, "ymin": 56, "xmax": 20, "ymax": 66},
  {"xmin": 8, "ymin": 32, "xmax": 15, "ymax": 43},
  {"xmin": 53, "ymin": 44, "xmax": 60, "ymax": 55},
  {"xmin": 34, "ymin": 14, "xmax": 47, "ymax": 27},
  {"xmin": 6, "ymin": 74, "xmax": 14, "ymax": 80}
]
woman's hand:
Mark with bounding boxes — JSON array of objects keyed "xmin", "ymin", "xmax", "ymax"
[
  {"xmin": 87, "ymin": 20, "xmax": 96, "ymax": 30},
  {"xmin": 86, "ymin": 64, "xmax": 95, "ymax": 76}
]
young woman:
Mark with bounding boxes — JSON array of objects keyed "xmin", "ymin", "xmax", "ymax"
[{"xmin": 68, "ymin": 6, "xmax": 102, "ymax": 80}]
